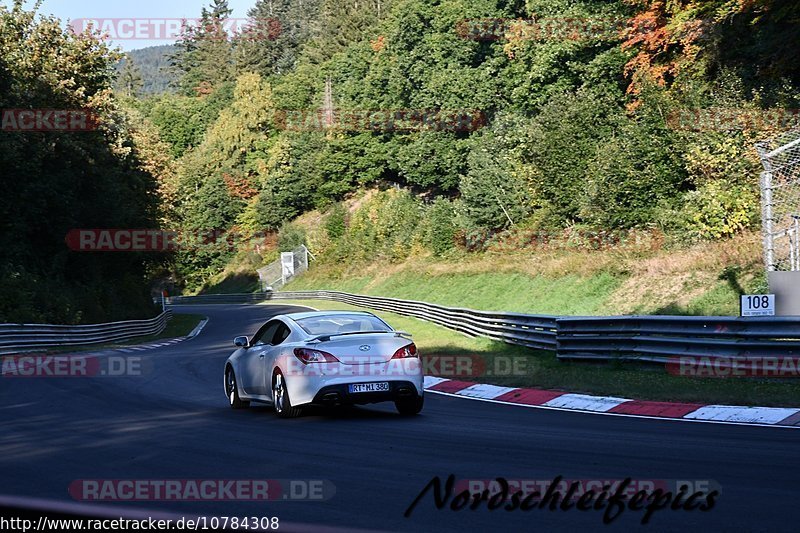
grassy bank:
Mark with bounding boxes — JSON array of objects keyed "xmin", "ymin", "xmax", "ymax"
[
  {"xmin": 284, "ymin": 232, "xmax": 764, "ymax": 316},
  {"xmin": 269, "ymin": 300, "xmax": 800, "ymax": 407}
]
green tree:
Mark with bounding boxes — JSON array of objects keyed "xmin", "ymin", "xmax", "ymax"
[
  {"xmin": 0, "ymin": 1, "xmax": 162, "ymax": 322},
  {"xmin": 144, "ymin": 82, "xmax": 234, "ymax": 158},
  {"xmin": 278, "ymin": 223, "xmax": 307, "ymax": 251},
  {"xmin": 117, "ymin": 55, "xmax": 144, "ymax": 97},
  {"xmin": 303, "ymin": 0, "xmax": 394, "ymax": 64},
  {"xmin": 235, "ymin": 0, "xmax": 322, "ymax": 77},
  {"xmin": 170, "ymin": 0, "xmax": 235, "ymax": 95},
  {"xmin": 520, "ymin": 89, "xmax": 622, "ymax": 222}
]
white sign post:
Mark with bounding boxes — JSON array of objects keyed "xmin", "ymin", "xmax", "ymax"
[{"xmin": 740, "ymin": 294, "xmax": 776, "ymax": 317}]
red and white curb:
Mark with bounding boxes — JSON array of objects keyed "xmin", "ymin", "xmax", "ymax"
[
  {"xmin": 115, "ymin": 317, "xmax": 208, "ymax": 353},
  {"xmin": 423, "ymin": 376, "xmax": 800, "ymax": 428}
]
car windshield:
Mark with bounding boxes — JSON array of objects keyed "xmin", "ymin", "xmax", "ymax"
[{"xmin": 295, "ymin": 314, "xmax": 392, "ymax": 336}]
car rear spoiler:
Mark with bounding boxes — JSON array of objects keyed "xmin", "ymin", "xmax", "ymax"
[{"xmin": 307, "ymin": 330, "xmax": 413, "ymax": 343}]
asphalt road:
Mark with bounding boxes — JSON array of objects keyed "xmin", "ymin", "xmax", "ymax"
[{"xmin": 1, "ymin": 304, "xmax": 798, "ymax": 532}]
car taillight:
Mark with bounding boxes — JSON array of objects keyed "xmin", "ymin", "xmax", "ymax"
[
  {"xmin": 294, "ymin": 348, "xmax": 340, "ymax": 364},
  {"xmin": 391, "ymin": 343, "xmax": 418, "ymax": 359}
]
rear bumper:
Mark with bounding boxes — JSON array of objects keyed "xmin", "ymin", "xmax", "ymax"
[{"xmin": 311, "ymin": 381, "xmax": 421, "ymax": 406}]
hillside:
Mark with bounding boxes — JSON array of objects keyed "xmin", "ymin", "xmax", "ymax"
[
  {"xmin": 199, "ymin": 187, "xmax": 766, "ymax": 317},
  {"xmin": 279, "ymin": 199, "xmax": 766, "ymax": 317},
  {"xmin": 117, "ymin": 45, "xmax": 176, "ymax": 96},
  {"xmin": 132, "ymin": 0, "xmax": 796, "ymax": 301}
]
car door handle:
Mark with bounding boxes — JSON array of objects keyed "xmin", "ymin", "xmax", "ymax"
[{"xmin": 259, "ymin": 354, "xmax": 264, "ymax": 359}]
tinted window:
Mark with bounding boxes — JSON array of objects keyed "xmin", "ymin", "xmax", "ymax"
[
  {"xmin": 271, "ymin": 324, "xmax": 291, "ymax": 345},
  {"xmin": 295, "ymin": 314, "xmax": 391, "ymax": 336},
  {"xmin": 252, "ymin": 321, "xmax": 281, "ymax": 346}
]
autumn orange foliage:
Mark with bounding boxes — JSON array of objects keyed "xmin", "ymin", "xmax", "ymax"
[
  {"xmin": 621, "ymin": 0, "xmax": 778, "ymax": 100},
  {"xmin": 222, "ymin": 172, "xmax": 258, "ymax": 200}
]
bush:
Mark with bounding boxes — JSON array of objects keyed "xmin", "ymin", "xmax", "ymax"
[
  {"xmin": 376, "ymin": 190, "xmax": 425, "ymax": 261},
  {"xmin": 522, "ymin": 89, "xmax": 622, "ymax": 222},
  {"xmin": 676, "ymin": 181, "xmax": 760, "ymax": 240},
  {"xmin": 326, "ymin": 189, "xmax": 424, "ymax": 263},
  {"xmin": 425, "ymin": 198, "xmax": 458, "ymax": 256},
  {"xmin": 325, "ymin": 203, "xmax": 348, "ymax": 240},
  {"xmin": 461, "ymin": 143, "xmax": 531, "ymax": 230},
  {"xmin": 581, "ymin": 119, "xmax": 687, "ymax": 228},
  {"xmin": 278, "ymin": 223, "xmax": 307, "ymax": 251}
]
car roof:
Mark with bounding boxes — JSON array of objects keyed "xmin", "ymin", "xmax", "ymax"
[{"xmin": 282, "ymin": 310, "xmax": 378, "ymax": 321}]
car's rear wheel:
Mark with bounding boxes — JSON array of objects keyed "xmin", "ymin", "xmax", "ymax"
[
  {"xmin": 395, "ymin": 395, "xmax": 424, "ymax": 416},
  {"xmin": 273, "ymin": 371, "xmax": 302, "ymax": 419},
  {"xmin": 226, "ymin": 367, "xmax": 249, "ymax": 409}
]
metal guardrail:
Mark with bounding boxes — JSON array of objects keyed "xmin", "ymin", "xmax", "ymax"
[
  {"xmin": 556, "ymin": 315, "xmax": 800, "ymax": 363},
  {"xmin": 167, "ymin": 291, "xmax": 558, "ymax": 350},
  {"xmin": 0, "ymin": 310, "xmax": 173, "ymax": 354},
  {"xmin": 168, "ymin": 293, "xmax": 269, "ymax": 304},
  {"xmin": 168, "ymin": 291, "xmax": 800, "ymax": 362}
]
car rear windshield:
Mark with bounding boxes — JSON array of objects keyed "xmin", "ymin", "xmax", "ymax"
[{"xmin": 295, "ymin": 314, "xmax": 392, "ymax": 336}]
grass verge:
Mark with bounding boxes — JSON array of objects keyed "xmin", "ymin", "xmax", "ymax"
[
  {"xmin": 122, "ymin": 314, "xmax": 206, "ymax": 345},
  {"xmin": 271, "ymin": 300, "xmax": 800, "ymax": 407}
]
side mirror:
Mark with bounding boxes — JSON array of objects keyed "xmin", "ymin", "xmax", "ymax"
[{"xmin": 234, "ymin": 336, "xmax": 249, "ymax": 348}]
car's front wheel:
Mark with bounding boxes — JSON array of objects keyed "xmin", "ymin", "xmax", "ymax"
[
  {"xmin": 226, "ymin": 367, "xmax": 249, "ymax": 409},
  {"xmin": 273, "ymin": 371, "xmax": 302, "ymax": 419},
  {"xmin": 395, "ymin": 395, "xmax": 424, "ymax": 416}
]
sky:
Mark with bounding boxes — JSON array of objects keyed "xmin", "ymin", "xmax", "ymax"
[{"xmin": 7, "ymin": 0, "xmax": 257, "ymax": 51}]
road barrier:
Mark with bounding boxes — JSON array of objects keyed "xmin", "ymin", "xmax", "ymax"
[
  {"xmin": 166, "ymin": 291, "xmax": 800, "ymax": 362},
  {"xmin": 168, "ymin": 291, "xmax": 557, "ymax": 350},
  {"xmin": 556, "ymin": 315, "xmax": 800, "ymax": 363},
  {"xmin": 0, "ymin": 310, "xmax": 173, "ymax": 354}
]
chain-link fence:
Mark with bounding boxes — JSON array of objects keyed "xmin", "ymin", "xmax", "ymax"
[
  {"xmin": 256, "ymin": 245, "xmax": 310, "ymax": 291},
  {"xmin": 757, "ymin": 129, "xmax": 800, "ymax": 271}
]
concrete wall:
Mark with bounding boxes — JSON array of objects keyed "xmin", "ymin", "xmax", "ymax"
[{"xmin": 769, "ymin": 271, "xmax": 800, "ymax": 316}]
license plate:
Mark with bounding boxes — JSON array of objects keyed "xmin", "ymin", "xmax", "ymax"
[{"xmin": 349, "ymin": 382, "xmax": 390, "ymax": 394}]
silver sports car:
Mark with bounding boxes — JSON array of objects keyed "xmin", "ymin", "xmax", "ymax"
[{"xmin": 224, "ymin": 311, "xmax": 424, "ymax": 418}]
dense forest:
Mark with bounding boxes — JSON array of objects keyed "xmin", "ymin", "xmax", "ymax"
[
  {"xmin": 2, "ymin": 0, "xmax": 799, "ymax": 321},
  {"xmin": 138, "ymin": 0, "xmax": 800, "ymax": 289}
]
